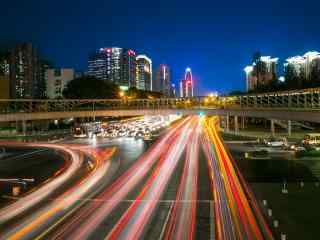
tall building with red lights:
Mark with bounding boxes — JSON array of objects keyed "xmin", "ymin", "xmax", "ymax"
[
  {"xmin": 121, "ymin": 49, "xmax": 136, "ymax": 88},
  {"xmin": 88, "ymin": 47, "xmax": 136, "ymax": 88},
  {"xmin": 180, "ymin": 67, "xmax": 194, "ymax": 97}
]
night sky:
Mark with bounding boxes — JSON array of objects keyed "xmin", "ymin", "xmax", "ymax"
[{"xmin": 2, "ymin": 0, "xmax": 320, "ymax": 94}]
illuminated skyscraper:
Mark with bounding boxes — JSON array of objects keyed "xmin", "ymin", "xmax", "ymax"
[
  {"xmin": 88, "ymin": 47, "xmax": 136, "ymax": 88},
  {"xmin": 88, "ymin": 48, "xmax": 113, "ymax": 81},
  {"xmin": 244, "ymin": 54, "xmax": 278, "ymax": 91},
  {"xmin": 155, "ymin": 64, "xmax": 171, "ymax": 96},
  {"xmin": 180, "ymin": 67, "xmax": 194, "ymax": 97},
  {"xmin": 244, "ymin": 66, "xmax": 257, "ymax": 91},
  {"xmin": 284, "ymin": 51, "xmax": 320, "ymax": 87},
  {"xmin": 122, "ymin": 49, "xmax": 136, "ymax": 88},
  {"xmin": 136, "ymin": 55, "xmax": 152, "ymax": 91},
  {"xmin": 256, "ymin": 56, "xmax": 278, "ymax": 86}
]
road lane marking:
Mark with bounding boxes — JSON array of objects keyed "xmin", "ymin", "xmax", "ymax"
[
  {"xmin": 158, "ymin": 201, "xmax": 174, "ymax": 240},
  {"xmin": 210, "ymin": 200, "xmax": 215, "ymax": 240}
]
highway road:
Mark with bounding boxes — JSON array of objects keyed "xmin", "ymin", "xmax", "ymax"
[{"xmin": 0, "ymin": 116, "xmax": 273, "ymax": 240}]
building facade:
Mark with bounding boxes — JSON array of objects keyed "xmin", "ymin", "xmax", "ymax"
[
  {"xmin": 46, "ymin": 69, "xmax": 74, "ymax": 99},
  {"xmin": 88, "ymin": 47, "xmax": 136, "ymax": 89},
  {"xmin": 0, "ymin": 51, "xmax": 10, "ymax": 98},
  {"xmin": 121, "ymin": 49, "xmax": 136, "ymax": 88},
  {"xmin": 155, "ymin": 64, "xmax": 171, "ymax": 96},
  {"xmin": 136, "ymin": 55, "xmax": 152, "ymax": 91},
  {"xmin": 9, "ymin": 43, "xmax": 41, "ymax": 98},
  {"xmin": 244, "ymin": 65, "xmax": 257, "ymax": 91},
  {"xmin": 180, "ymin": 67, "xmax": 194, "ymax": 97},
  {"xmin": 88, "ymin": 48, "xmax": 111, "ymax": 81},
  {"xmin": 256, "ymin": 56, "xmax": 278, "ymax": 87},
  {"xmin": 244, "ymin": 54, "xmax": 278, "ymax": 91},
  {"xmin": 284, "ymin": 51, "xmax": 320, "ymax": 86},
  {"xmin": 170, "ymin": 83, "xmax": 176, "ymax": 97}
]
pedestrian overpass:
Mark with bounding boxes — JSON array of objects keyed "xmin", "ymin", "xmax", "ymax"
[{"xmin": 1, "ymin": 87, "xmax": 320, "ymax": 123}]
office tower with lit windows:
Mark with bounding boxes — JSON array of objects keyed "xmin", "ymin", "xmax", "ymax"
[
  {"xmin": 180, "ymin": 67, "xmax": 194, "ymax": 97},
  {"xmin": 88, "ymin": 48, "xmax": 113, "ymax": 81},
  {"xmin": 136, "ymin": 55, "xmax": 152, "ymax": 91},
  {"xmin": 121, "ymin": 49, "xmax": 136, "ymax": 88},
  {"xmin": 88, "ymin": 47, "xmax": 136, "ymax": 88},
  {"xmin": 155, "ymin": 64, "xmax": 171, "ymax": 96},
  {"xmin": 9, "ymin": 43, "xmax": 41, "ymax": 98}
]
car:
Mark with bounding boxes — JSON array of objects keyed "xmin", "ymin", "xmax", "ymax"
[
  {"xmin": 264, "ymin": 137, "xmax": 287, "ymax": 147},
  {"xmin": 128, "ymin": 130, "xmax": 136, "ymax": 137},
  {"xmin": 289, "ymin": 144, "xmax": 306, "ymax": 151},
  {"xmin": 118, "ymin": 130, "xmax": 127, "ymax": 137},
  {"xmin": 135, "ymin": 131, "xmax": 144, "ymax": 139}
]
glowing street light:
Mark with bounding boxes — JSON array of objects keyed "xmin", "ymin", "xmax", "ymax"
[{"xmin": 119, "ymin": 91, "xmax": 125, "ymax": 98}]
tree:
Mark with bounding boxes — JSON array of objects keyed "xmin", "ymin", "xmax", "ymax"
[
  {"xmin": 63, "ymin": 76, "xmax": 120, "ymax": 99},
  {"xmin": 228, "ymin": 90, "xmax": 244, "ymax": 96},
  {"xmin": 127, "ymin": 87, "xmax": 163, "ymax": 99}
]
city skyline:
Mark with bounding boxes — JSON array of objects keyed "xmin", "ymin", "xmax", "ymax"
[{"xmin": 2, "ymin": 0, "xmax": 320, "ymax": 95}]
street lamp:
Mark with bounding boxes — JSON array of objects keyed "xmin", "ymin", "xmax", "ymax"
[{"xmin": 119, "ymin": 91, "xmax": 125, "ymax": 98}]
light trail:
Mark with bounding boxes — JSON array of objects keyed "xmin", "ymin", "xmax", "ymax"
[
  {"xmin": 202, "ymin": 126, "xmax": 239, "ymax": 239},
  {"xmin": 1, "ymin": 145, "xmax": 115, "ymax": 240},
  {"xmin": 0, "ymin": 142, "xmax": 82, "ymax": 224},
  {"xmin": 203, "ymin": 117, "xmax": 274, "ymax": 240},
  {"xmin": 164, "ymin": 117, "xmax": 201, "ymax": 240},
  {"xmin": 47, "ymin": 117, "xmax": 191, "ymax": 240},
  {"xmin": 0, "ymin": 116, "xmax": 274, "ymax": 240},
  {"xmin": 105, "ymin": 117, "xmax": 197, "ymax": 240}
]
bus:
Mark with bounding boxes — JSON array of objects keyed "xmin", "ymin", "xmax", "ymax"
[{"xmin": 302, "ymin": 133, "xmax": 320, "ymax": 145}]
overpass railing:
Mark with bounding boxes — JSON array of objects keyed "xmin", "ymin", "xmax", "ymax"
[
  {"xmin": 0, "ymin": 97, "xmax": 222, "ymax": 114},
  {"xmin": 235, "ymin": 88, "xmax": 320, "ymax": 110},
  {"xmin": 1, "ymin": 88, "xmax": 320, "ymax": 115}
]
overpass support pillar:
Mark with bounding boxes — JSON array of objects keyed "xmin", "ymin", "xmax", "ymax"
[
  {"xmin": 271, "ymin": 119, "xmax": 275, "ymax": 137},
  {"xmin": 234, "ymin": 116, "xmax": 239, "ymax": 134},
  {"xmin": 22, "ymin": 120, "xmax": 27, "ymax": 136},
  {"xmin": 226, "ymin": 115, "xmax": 230, "ymax": 132},
  {"xmin": 241, "ymin": 116, "xmax": 245, "ymax": 129},
  {"xmin": 288, "ymin": 120, "xmax": 292, "ymax": 137}
]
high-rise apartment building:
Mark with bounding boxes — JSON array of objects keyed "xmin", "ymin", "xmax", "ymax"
[
  {"xmin": 180, "ymin": 67, "xmax": 194, "ymax": 97},
  {"xmin": 170, "ymin": 83, "xmax": 176, "ymax": 97},
  {"xmin": 244, "ymin": 54, "xmax": 278, "ymax": 91},
  {"xmin": 136, "ymin": 55, "xmax": 152, "ymax": 91},
  {"xmin": 46, "ymin": 69, "xmax": 74, "ymax": 98},
  {"xmin": 0, "ymin": 51, "xmax": 10, "ymax": 98},
  {"xmin": 244, "ymin": 65, "xmax": 257, "ymax": 91},
  {"xmin": 284, "ymin": 51, "xmax": 320, "ymax": 84},
  {"xmin": 9, "ymin": 43, "xmax": 41, "ymax": 98},
  {"xmin": 88, "ymin": 47, "xmax": 136, "ymax": 88},
  {"xmin": 155, "ymin": 64, "xmax": 171, "ymax": 96}
]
